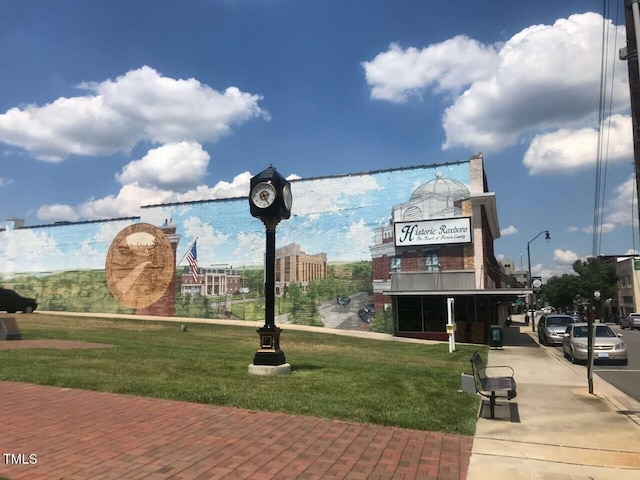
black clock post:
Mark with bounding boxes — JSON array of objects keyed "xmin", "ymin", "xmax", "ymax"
[{"xmin": 248, "ymin": 165, "xmax": 292, "ymax": 375}]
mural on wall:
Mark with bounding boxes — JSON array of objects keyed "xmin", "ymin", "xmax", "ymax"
[
  {"xmin": 105, "ymin": 223, "xmax": 176, "ymax": 310},
  {"xmin": 0, "ymin": 161, "xmax": 472, "ymax": 326}
]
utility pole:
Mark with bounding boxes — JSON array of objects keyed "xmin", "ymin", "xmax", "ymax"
[{"xmin": 622, "ymin": 0, "xmax": 640, "ymax": 227}]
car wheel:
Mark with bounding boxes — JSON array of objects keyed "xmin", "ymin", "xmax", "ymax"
[
  {"xmin": 538, "ymin": 334, "xmax": 544, "ymax": 345},
  {"xmin": 25, "ymin": 306, "xmax": 33, "ymax": 313},
  {"xmin": 569, "ymin": 348, "xmax": 577, "ymax": 364}
]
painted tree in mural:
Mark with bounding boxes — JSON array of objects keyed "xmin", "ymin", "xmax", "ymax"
[{"xmin": 288, "ymin": 282, "xmax": 322, "ymax": 326}]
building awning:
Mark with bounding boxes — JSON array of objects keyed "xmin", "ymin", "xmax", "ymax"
[
  {"xmin": 383, "ymin": 288, "xmax": 532, "ymax": 297},
  {"xmin": 384, "ymin": 271, "xmax": 531, "ymax": 298}
]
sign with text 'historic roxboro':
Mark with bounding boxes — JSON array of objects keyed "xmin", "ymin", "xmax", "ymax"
[{"xmin": 394, "ymin": 217, "xmax": 472, "ymax": 247}]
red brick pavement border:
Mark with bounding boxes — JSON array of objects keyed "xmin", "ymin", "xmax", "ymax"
[{"xmin": 0, "ymin": 382, "xmax": 472, "ymax": 480}]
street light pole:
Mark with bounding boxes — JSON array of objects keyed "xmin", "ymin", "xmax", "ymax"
[{"xmin": 527, "ymin": 230, "xmax": 551, "ymax": 332}]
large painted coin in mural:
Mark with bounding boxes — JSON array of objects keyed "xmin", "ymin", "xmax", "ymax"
[{"xmin": 105, "ymin": 223, "xmax": 174, "ymax": 309}]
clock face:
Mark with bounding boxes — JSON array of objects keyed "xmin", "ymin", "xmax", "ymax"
[
  {"xmin": 251, "ymin": 182, "xmax": 276, "ymax": 208},
  {"xmin": 283, "ymin": 184, "xmax": 292, "ymax": 210},
  {"xmin": 532, "ymin": 279, "xmax": 542, "ymax": 288}
]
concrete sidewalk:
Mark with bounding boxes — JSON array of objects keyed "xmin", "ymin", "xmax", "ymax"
[{"xmin": 467, "ymin": 323, "xmax": 640, "ymax": 479}]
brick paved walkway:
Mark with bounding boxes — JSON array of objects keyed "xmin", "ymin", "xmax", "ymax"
[{"xmin": 0, "ymin": 382, "xmax": 472, "ymax": 480}]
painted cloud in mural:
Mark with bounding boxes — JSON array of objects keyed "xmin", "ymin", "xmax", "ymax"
[{"xmin": 0, "ymin": 163, "xmax": 472, "ymax": 276}]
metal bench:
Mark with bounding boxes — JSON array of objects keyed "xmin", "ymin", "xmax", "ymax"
[{"xmin": 465, "ymin": 351, "xmax": 517, "ymax": 419}]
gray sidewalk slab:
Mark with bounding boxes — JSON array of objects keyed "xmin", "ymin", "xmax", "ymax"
[{"xmin": 467, "ymin": 324, "xmax": 640, "ymax": 480}]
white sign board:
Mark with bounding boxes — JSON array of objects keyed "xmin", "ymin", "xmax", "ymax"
[{"xmin": 394, "ymin": 217, "xmax": 472, "ymax": 247}]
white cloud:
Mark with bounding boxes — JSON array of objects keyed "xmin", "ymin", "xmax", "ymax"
[
  {"xmin": 566, "ymin": 226, "xmax": 579, "ymax": 233},
  {"xmin": 36, "ymin": 167, "xmax": 253, "ymax": 222},
  {"xmin": 442, "ymin": 13, "xmax": 627, "ymax": 151},
  {"xmin": 500, "ymin": 225, "xmax": 518, "ymax": 235},
  {"xmin": 116, "ymin": 141, "xmax": 210, "ymax": 190},
  {"xmin": 0, "ymin": 66, "xmax": 268, "ymax": 162},
  {"xmin": 173, "ymin": 171, "xmax": 252, "ymax": 203},
  {"xmin": 523, "ymin": 115, "xmax": 632, "ymax": 175},
  {"xmin": 604, "ymin": 174, "xmax": 638, "ymax": 227},
  {"xmin": 362, "ymin": 37, "xmax": 500, "ymax": 103},
  {"xmin": 0, "ymin": 177, "xmax": 13, "ymax": 187},
  {"xmin": 37, "ymin": 204, "xmax": 81, "ymax": 222},
  {"xmin": 364, "ymin": 13, "xmax": 628, "ymax": 155},
  {"xmin": 79, "ymin": 183, "xmax": 173, "ymax": 220},
  {"xmin": 554, "ymin": 249, "xmax": 579, "ymax": 264},
  {"xmin": 582, "ymin": 223, "xmax": 616, "ymax": 234}
]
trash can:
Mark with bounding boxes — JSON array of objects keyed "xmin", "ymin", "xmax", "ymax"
[{"xmin": 489, "ymin": 325, "xmax": 503, "ymax": 348}]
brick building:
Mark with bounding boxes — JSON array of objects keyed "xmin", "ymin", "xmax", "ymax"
[{"xmin": 370, "ymin": 154, "xmax": 529, "ymax": 342}]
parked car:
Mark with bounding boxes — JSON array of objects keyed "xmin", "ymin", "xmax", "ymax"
[
  {"xmin": 0, "ymin": 287, "xmax": 38, "ymax": 313},
  {"xmin": 562, "ymin": 322, "xmax": 628, "ymax": 365},
  {"xmin": 537, "ymin": 314, "xmax": 577, "ymax": 345},
  {"xmin": 620, "ymin": 313, "xmax": 640, "ymax": 330}
]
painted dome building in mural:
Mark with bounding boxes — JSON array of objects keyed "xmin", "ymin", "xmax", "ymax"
[{"xmin": 370, "ymin": 154, "xmax": 528, "ymax": 342}]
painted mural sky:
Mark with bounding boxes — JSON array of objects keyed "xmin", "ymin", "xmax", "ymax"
[
  {"xmin": 146, "ymin": 163, "xmax": 471, "ymax": 269},
  {"xmin": 0, "ymin": 1, "xmax": 635, "ymax": 281},
  {"xmin": 0, "ymin": 163, "xmax": 468, "ymax": 275}
]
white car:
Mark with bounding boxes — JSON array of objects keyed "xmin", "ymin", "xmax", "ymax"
[
  {"xmin": 562, "ymin": 323, "xmax": 628, "ymax": 365},
  {"xmin": 620, "ymin": 313, "xmax": 640, "ymax": 330}
]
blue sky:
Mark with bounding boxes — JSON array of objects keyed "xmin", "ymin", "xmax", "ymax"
[{"xmin": 0, "ymin": 0, "xmax": 635, "ymax": 281}]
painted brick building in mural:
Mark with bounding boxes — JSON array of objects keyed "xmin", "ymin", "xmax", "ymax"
[
  {"xmin": 180, "ymin": 267, "xmax": 243, "ymax": 296},
  {"xmin": 275, "ymin": 243, "xmax": 327, "ymax": 294}
]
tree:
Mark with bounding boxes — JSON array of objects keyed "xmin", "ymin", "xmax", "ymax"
[
  {"xmin": 541, "ymin": 274, "xmax": 580, "ymax": 311},
  {"xmin": 541, "ymin": 257, "xmax": 618, "ymax": 318},
  {"xmin": 572, "ymin": 257, "xmax": 618, "ymax": 301}
]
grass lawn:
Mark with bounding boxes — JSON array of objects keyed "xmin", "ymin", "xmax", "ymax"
[{"xmin": 0, "ymin": 314, "xmax": 483, "ymax": 436}]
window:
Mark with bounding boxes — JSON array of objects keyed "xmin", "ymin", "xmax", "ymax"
[
  {"xmin": 425, "ymin": 252, "xmax": 439, "ymax": 271},
  {"xmin": 390, "ymin": 256, "xmax": 401, "ymax": 272}
]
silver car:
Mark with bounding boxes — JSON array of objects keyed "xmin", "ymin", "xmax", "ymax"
[
  {"xmin": 620, "ymin": 313, "xmax": 640, "ymax": 330},
  {"xmin": 537, "ymin": 314, "xmax": 576, "ymax": 345},
  {"xmin": 562, "ymin": 323, "xmax": 628, "ymax": 365}
]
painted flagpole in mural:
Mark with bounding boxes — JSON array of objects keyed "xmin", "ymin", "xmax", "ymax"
[{"xmin": 178, "ymin": 237, "xmax": 200, "ymax": 283}]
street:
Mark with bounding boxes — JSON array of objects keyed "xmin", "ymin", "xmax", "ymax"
[{"xmin": 543, "ymin": 321, "xmax": 640, "ymax": 402}]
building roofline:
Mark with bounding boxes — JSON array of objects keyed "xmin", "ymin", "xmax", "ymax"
[
  {"xmin": 23, "ymin": 216, "xmax": 140, "ymax": 230},
  {"xmin": 142, "ymin": 158, "xmax": 472, "ymax": 209}
]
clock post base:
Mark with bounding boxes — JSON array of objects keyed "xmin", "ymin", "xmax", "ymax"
[{"xmin": 249, "ymin": 327, "xmax": 291, "ymax": 375}]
